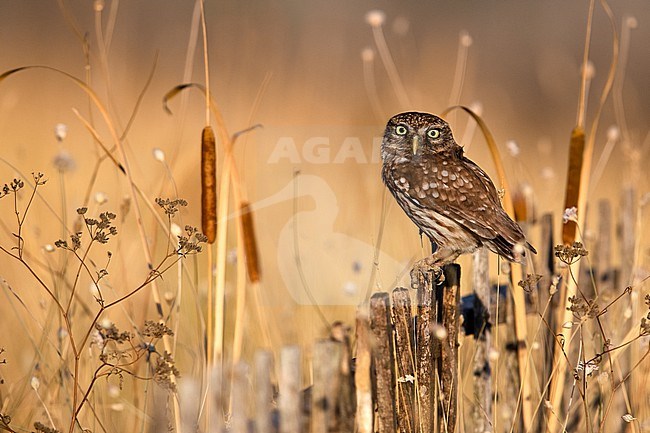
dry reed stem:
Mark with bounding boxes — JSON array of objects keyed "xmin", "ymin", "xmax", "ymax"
[
  {"xmin": 229, "ymin": 200, "xmax": 248, "ymax": 401},
  {"xmin": 201, "ymin": 126, "xmax": 217, "ymax": 243},
  {"xmin": 369, "ymin": 16, "xmax": 412, "ymax": 109}
]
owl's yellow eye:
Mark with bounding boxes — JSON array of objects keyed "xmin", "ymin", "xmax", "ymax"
[
  {"xmin": 395, "ymin": 125, "xmax": 408, "ymax": 136},
  {"xmin": 427, "ymin": 128, "xmax": 441, "ymax": 139}
]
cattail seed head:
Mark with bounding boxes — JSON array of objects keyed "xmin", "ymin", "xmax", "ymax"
[
  {"xmin": 240, "ymin": 201, "xmax": 261, "ymax": 282},
  {"xmin": 201, "ymin": 126, "xmax": 217, "ymax": 243}
]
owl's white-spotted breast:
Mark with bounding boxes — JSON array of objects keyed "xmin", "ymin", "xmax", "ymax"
[{"xmin": 381, "ymin": 111, "xmax": 536, "ymax": 266}]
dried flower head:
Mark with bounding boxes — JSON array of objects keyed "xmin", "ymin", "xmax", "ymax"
[
  {"xmin": 153, "ymin": 351, "xmax": 180, "ymax": 392},
  {"xmin": 53, "ymin": 149, "xmax": 76, "ymax": 172},
  {"xmin": 567, "ymin": 295, "xmax": 599, "ymax": 320},
  {"xmin": 518, "ymin": 274, "xmax": 542, "ymax": 293},
  {"xmin": 155, "ymin": 197, "xmax": 188, "ymax": 216},
  {"xmin": 562, "ymin": 207, "xmax": 578, "ymax": 224},
  {"xmin": 95, "ymin": 322, "xmax": 131, "ymax": 344},
  {"xmin": 0, "ymin": 178, "xmax": 25, "ymax": 198},
  {"xmin": 641, "ymin": 316, "xmax": 650, "ymax": 337},
  {"xmin": 34, "ymin": 421, "xmax": 61, "ymax": 433},
  {"xmin": 555, "ymin": 242, "xmax": 588, "ymax": 265},
  {"xmin": 142, "ymin": 320, "xmax": 174, "ymax": 338},
  {"xmin": 176, "ymin": 225, "xmax": 207, "ymax": 257}
]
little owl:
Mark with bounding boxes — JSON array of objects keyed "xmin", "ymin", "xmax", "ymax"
[{"xmin": 381, "ymin": 111, "xmax": 536, "ymax": 275}]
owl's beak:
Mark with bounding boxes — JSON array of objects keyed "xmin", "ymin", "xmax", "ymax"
[{"xmin": 412, "ymin": 135, "xmax": 420, "ymax": 155}]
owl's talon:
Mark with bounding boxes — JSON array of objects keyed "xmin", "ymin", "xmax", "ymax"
[{"xmin": 409, "ymin": 259, "xmax": 443, "ymax": 290}]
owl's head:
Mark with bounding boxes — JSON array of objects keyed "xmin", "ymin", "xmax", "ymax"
[{"xmin": 381, "ymin": 111, "xmax": 459, "ymax": 161}]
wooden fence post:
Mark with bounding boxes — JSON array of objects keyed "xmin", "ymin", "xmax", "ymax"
[
  {"xmin": 355, "ymin": 309, "xmax": 373, "ymax": 433},
  {"xmin": 439, "ymin": 264, "xmax": 461, "ymax": 433},
  {"xmin": 472, "ymin": 248, "xmax": 492, "ymax": 433},
  {"xmin": 279, "ymin": 346, "xmax": 302, "ymax": 433},
  {"xmin": 311, "ymin": 340, "xmax": 343, "ymax": 433},
  {"xmin": 370, "ymin": 292, "xmax": 397, "ymax": 433},
  {"xmin": 392, "ymin": 288, "xmax": 416, "ymax": 433},
  {"xmin": 416, "ymin": 271, "xmax": 435, "ymax": 433},
  {"xmin": 255, "ymin": 351, "xmax": 274, "ymax": 433}
]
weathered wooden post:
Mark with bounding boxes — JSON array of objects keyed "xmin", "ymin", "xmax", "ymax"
[
  {"xmin": 438, "ymin": 264, "xmax": 461, "ymax": 433},
  {"xmin": 311, "ymin": 340, "xmax": 343, "ymax": 433},
  {"xmin": 392, "ymin": 288, "xmax": 416, "ymax": 433},
  {"xmin": 279, "ymin": 346, "xmax": 302, "ymax": 433},
  {"xmin": 370, "ymin": 292, "xmax": 398, "ymax": 433},
  {"xmin": 471, "ymin": 248, "xmax": 492, "ymax": 433},
  {"xmin": 413, "ymin": 264, "xmax": 461, "ymax": 433}
]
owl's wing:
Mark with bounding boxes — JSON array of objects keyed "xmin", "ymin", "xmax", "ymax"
[{"xmin": 388, "ymin": 154, "xmax": 526, "ymax": 246}]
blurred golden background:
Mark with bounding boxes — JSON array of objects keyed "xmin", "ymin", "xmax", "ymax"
[{"xmin": 0, "ymin": 1, "xmax": 648, "ymax": 428}]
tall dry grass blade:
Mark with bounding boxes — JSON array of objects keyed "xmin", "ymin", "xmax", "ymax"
[
  {"xmin": 240, "ymin": 201, "xmax": 261, "ymax": 282},
  {"xmin": 201, "ymin": 126, "xmax": 217, "ymax": 244},
  {"xmin": 448, "ymin": 31, "xmax": 472, "ymax": 109},
  {"xmin": 361, "ymin": 47, "xmax": 384, "ymax": 122},
  {"xmin": 576, "ymin": 0, "xmax": 596, "ymax": 129},
  {"xmin": 366, "ymin": 10, "xmax": 412, "ymax": 109},
  {"xmin": 199, "ymin": 0, "xmax": 211, "ymax": 127}
]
